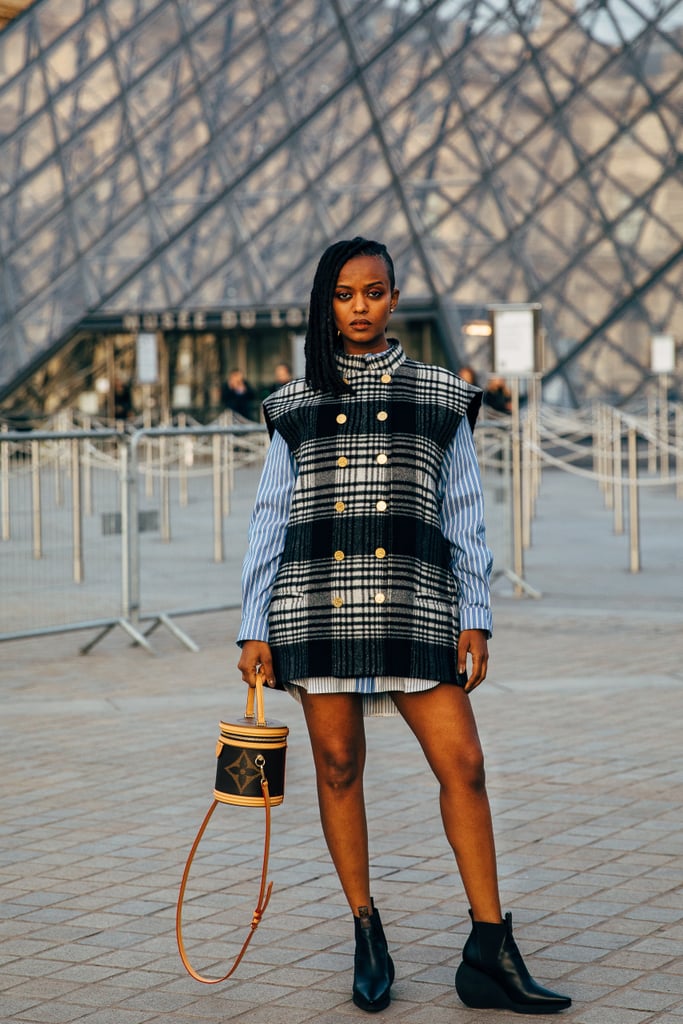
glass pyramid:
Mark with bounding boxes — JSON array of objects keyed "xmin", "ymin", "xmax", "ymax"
[{"xmin": 1, "ymin": 0, "xmax": 682, "ymax": 406}]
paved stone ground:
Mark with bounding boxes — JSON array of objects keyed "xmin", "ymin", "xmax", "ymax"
[{"xmin": 1, "ymin": 468, "xmax": 682, "ymax": 1024}]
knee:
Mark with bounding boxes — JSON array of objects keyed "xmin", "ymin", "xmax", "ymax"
[
  {"xmin": 461, "ymin": 745, "xmax": 487, "ymax": 793},
  {"xmin": 316, "ymin": 748, "xmax": 363, "ymax": 793},
  {"xmin": 445, "ymin": 743, "xmax": 487, "ymax": 795}
]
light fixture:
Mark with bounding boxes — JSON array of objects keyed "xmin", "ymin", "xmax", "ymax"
[{"xmin": 463, "ymin": 321, "xmax": 492, "ymax": 337}]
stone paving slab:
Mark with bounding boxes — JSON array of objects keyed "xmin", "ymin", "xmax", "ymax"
[{"xmin": 1, "ymin": 468, "xmax": 682, "ymax": 1023}]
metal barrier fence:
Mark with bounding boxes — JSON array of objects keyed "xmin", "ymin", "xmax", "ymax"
[
  {"xmin": 531, "ymin": 401, "xmax": 683, "ymax": 576},
  {"xmin": 474, "ymin": 423, "xmax": 516, "ymax": 593},
  {"xmin": 0, "ymin": 421, "xmax": 514, "ymax": 651},
  {"xmin": 0, "ymin": 423, "xmax": 268, "ymax": 650},
  {"xmin": 3, "ymin": 402, "xmax": 681, "ymax": 652}
]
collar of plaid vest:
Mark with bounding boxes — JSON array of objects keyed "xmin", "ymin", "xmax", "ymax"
[{"xmin": 334, "ymin": 339, "xmax": 406, "ymax": 379}]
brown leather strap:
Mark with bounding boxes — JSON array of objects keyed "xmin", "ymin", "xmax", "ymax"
[{"xmin": 176, "ymin": 776, "xmax": 274, "ymax": 984}]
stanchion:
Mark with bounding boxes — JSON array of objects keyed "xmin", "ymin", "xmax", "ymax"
[{"xmin": 627, "ymin": 426, "xmax": 640, "ymax": 573}]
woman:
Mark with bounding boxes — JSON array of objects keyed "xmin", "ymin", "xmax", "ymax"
[{"xmin": 237, "ymin": 237, "xmax": 570, "ymax": 1015}]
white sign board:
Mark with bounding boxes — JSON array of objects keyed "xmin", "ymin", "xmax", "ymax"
[
  {"xmin": 492, "ymin": 308, "xmax": 537, "ymax": 375},
  {"xmin": 136, "ymin": 332, "xmax": 158, "ymax": 384},
  {"xmin": 651, "ymin": 334, "xmax": 675, "ymax": 373}
]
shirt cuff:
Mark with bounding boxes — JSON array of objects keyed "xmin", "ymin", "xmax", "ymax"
[
  {"xmin": 459, "ymin": 607, "xmax": 493, "ymax": 637},
  {"xmin": 236, "ymin": 619, "xmax": 269, "ymax": 646}
]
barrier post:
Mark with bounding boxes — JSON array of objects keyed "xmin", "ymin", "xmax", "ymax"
[
  {"xmin": 82, "ymin": 414, "xmax": 93, "ymax": 516},
  {"xmin": 212, "ymin": 433, "xmax": 224, "ymax": 563},
  {"xmin": 120, "ymin": 436, "xmax": 135, "ymax": 618},
  {"xmin": 71, "ymin": 438, "xmax": 84, "ymax": 583},
  {"xmin": 603, "ymin": 405, "xmax": 614, "ymax": 509},
  {"xmin": 612, "ymin": 409, "xmax": 624, "ymax": 535},
  {"xmin": 591, "ymin": 402, "xmax": 599, "ymax": 480},
  {"xmin": 1, "ymin": 425, "xmax": 9, "ymax": 541},
  {"xmin": 31, "ymin": 439, "xmax": 42, "ymax": 560},
  {"xmin": 627, "ymin": 426, "xmax": 640, "ymax": 573},
  {"xmin": 676, "ymin": 405, "xmax": 683, "ymax": 500},
  {"xmin": 223, "ymin": 428, "xmax": 234, "ymax": 517},
  {"xmin": 160, "ymin": 433, "xmax": 171, "ymax": 541},
  {"xmin": 647, "ymin": 392, "xmax": 657, "ymax": 474},
  {"xmin": 530, "ymin": 374, "xmax": 542, "ymax": 506},
  {"xmin": 80, "ymin": 433, "xmax": 154, "ymax": 654},
  {"xmin": 178, "ymin": 413, "xmax": 189, "ymax": 508},
  {"xmin": 522, "ymin": 413, "xmax": 532, "ymax": 550},
  {"xmin": 659, "ymin": 375, "xmax": 669, "ymax": 479}
]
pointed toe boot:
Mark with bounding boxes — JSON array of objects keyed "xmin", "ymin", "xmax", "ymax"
[
  {"xmin": 352, "ymin": 903, "xmax": 395, "ymax": 1013},
  {"xmin": 455, "ymin": 911, "xmax": 571, "ymax": 1015}
]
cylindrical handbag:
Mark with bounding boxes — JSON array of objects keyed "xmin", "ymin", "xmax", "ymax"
[
  {"xmin": 214, "ymin": 676, "xmax": 288, "ymax": 807},
  {"xmin": 176, "ymin": 676, "xmax": 289, "ymax": 984}
]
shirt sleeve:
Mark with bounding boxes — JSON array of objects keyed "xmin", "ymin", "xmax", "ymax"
[
  {"xmin": 236, "ymin": 430, "xmax": 297, "ymax": 645},
  {"xmin": 439, "ymin": 415, "xmax": 493, "ymax": 636}
]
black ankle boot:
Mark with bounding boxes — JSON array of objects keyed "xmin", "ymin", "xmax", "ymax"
[
  {"xmin": 352, "ymin": 903, "xmax": 395, "ymax": 1013},
  {"xmin": 455, "ymin": 911, "xmax": 571, "ymax": 1014}
]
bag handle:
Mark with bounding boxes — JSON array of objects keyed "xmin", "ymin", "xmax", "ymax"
[
  {"xmin": 176, "ymin": 675, "xmax": 274, "ymax": 985},
  {"xmin": 245, "ymin": 671, "xmax": 266, "ymax": 726}
]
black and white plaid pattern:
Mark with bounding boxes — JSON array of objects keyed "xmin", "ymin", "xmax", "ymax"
[{"xmin": 262, "ymin": 343, "xmax": 481, "ymax": 683}]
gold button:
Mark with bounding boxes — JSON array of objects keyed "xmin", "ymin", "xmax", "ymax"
[
  {"xmin": 375, "ymin": 547, "xmax": 386, "ymax": 559},
  {"xmin": 336, "ymin": 413, "xmax": 347, "ymax": 424},
  {"xmin": 337, "ymin": 456, "xmax": 348, "ymax": 467},
  {"xmin": 374, "ymin": 592, "xmax": 386, "ymax": 604},
  {"xmin": 380, "ymin": 374, "xmax": 391, "ymax": 384},
  {"xmin": 335, "ymin": 500, "xmax": 345, "ymax": 512},
  {"xmin": 376, "ymin": 500, "xmax": 387, "ymax": 512},
  {"xmin": 376, "ymin": 453, "xmax": 388, "ymax": 465},
  {"xmin": 334, "ymin": 550, "xmax": 345, "ymax": 561},
  {"xmin": 332, "ymin": 596, "xmax": 343, "ymax": 608},
  {"xmin": 376, "ymin": 411, "xmax": 388, "ymax": 421}
]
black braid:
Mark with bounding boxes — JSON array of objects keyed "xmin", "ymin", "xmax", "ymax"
[{"xmin": 305, "ymin": 237, "xmax": 396, "ymax": 395}]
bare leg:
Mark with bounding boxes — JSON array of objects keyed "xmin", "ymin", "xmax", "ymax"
[
  {"xmin": 392, "ymin": 684, "xmax": 502, "ymax": 923},
  {"xmin": 300, "ymin": 691, "xmax": 371, "ymax": 914}
]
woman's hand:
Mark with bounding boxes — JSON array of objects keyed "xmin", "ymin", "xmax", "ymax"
[
  {"xmin": 457, "ymin": 629, "xmax": 489, "ymax": 693},
  {"xmin": 237, "ymin": 640, "xmax": 277, "ymax": 687}
]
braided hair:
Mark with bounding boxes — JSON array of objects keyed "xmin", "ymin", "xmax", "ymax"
[{"xmin": 305, "ymin": 237, "xmax": 396, "ymax": 395}]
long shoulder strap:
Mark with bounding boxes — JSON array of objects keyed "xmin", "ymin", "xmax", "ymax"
[{"xmin": 175, "ymin": 776, "xmax": 273, "ymax": 984}]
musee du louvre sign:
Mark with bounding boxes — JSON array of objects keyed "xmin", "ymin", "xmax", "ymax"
[{"xmin": 80, "ymin": 307, "xmax": 309, "ymax": 333}]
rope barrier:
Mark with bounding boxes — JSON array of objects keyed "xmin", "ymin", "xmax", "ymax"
[{"xmin": 527, "ymin": 441, "xmax": 683, "ymax": 487}]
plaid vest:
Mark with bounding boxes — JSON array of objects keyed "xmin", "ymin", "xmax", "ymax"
[{"xmin": 262, "ymin": 343, "xmax": 481, "ymax": 684}]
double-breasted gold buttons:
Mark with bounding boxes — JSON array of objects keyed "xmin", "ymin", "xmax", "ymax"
[{"xmin": 330, "ymin": 370, "xmax": 393, "ymax": 612}]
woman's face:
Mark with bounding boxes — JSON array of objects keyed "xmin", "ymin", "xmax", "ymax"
[{"xmin": 333, "ymin": 254, "xmax": 399, "ymax": 355}]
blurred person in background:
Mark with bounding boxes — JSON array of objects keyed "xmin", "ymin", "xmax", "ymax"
[
  {"xmin": 265, "ymin": 361, "xmax": 294, "ymax": 397},
  {"xmin": 222, "ymin": 368, "xmax": 255, "ymax": 420},
  {"xmin": 483, "ymin": 376, "xmax": 512, "ymax": 415},
  {"xmin": 457, "ymin": 365, "xmax": 479, "ymax": 387},
  {"xmin": 113, "ymin": 375, "xmax": 133, "ymax": 421}
]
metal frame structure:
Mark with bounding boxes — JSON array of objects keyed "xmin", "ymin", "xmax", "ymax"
[{"xmin": 1, "ymin": 0, "xmax": 682, "ymax": 407}]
